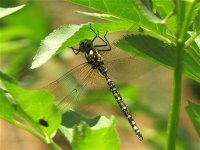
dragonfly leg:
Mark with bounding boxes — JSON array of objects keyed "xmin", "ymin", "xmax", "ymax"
[
  {"xmin": 94, "ymin": 31, "xmax": 108, "ymax": 48},
  {"xmin": 90, "ymin": 24, "xmax": 111, "ymax": 51},
  {"xmin": 102, "ymin": 30, "xmax": 111, "ymax": 51},
  {"xmin": 90, "ymin": 24, "xmax": 97, "ymax": 42},
  {"xmin": 94, "ymin": 31, "xmax": 111, "ymax": 51},
  {"xmin": 71, "ymin": 46, "xmax": 80, "ymax": 55}
]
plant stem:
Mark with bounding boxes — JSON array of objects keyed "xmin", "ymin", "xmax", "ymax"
[
  {"xmin": 165, "ymin": 0, "xmax": 197, "ymax": 149},
  {"xmin": 13, "ymin": 120, "xmax": 47, "ymax": 143},
  {"xmin": 166, "ymin": 41, "xmax": 184, "ymax": 150},
  {"xmin": 13, "ymin": 121, "xmax": 62, "ymax": 150}
]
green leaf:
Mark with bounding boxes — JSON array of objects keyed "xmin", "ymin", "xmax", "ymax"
[
  {"xmin": 75, "ymin": 11, "xmax": 120, "ymax": 21},
  {"xmin": 2, "ymin": 2, "xmax": 49, "ymax": 41},
  {"xmin": 115, "ymin": 34, "xmax": 200, "ymax": 83},
  {"xmin": 0, "ymin": 4, "xmax": 25, "ymax": 18},
  {"xmin": 185, "ymin": 101, "xmax": 200, "ymax": 137},
  {"xmin": 0, "ymin": 71, "xmax": 17, "ymax": 85},
  {"xmin": 192, "ymin": 9, "xmax": 200, "ymax": 32},
  {"xmin": 31, "ymin": 24, "xmax": 86, "ymax": 69},
  {"xmin": 176, "ymin": 0, "xmax": 198, "ymax": 42},
  {"xmin": 65, "ymin": 0, "xmax": 169, "ymax": 40},
  {"xmin": 152, "ymin": 0, "xmax": 175, "ymax": 19},
  {"xmin": 3, "ymin": 82, "xmax": 62, "ymax": 137},
  {"xmin": 1, "ymin": 2, "xmax": 50, "ymax": 77},
  {"xmin": 31, "ymin": 22, "xmax": 133, "ymax": 69},
  {"xmin": 147, "ymin": 129, "xmax": 197, "ymax": 150},
  {"xmin": 132, "ymin": 0, "xmax": 164, "ymax": 23},
  {"xmin": 60, "ymin": 111, "xmax": 119, "ymax": 150},
  {"xmin": 0, "ymin": 88, "xmax": 15, "ymax": 121},
  {"xmin": 61, "ymin": 110, "xmax": 101, "ymax": 128},
  {"xmin": 166, "ymin": 14, "xmax": 177, "ymax": 34},
  {"xmin": 0, "ymin": 39, "xmax": 31, "ymax": 54}
]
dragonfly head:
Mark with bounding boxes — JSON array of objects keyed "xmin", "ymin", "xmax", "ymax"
[{"xmin": 79, "ymin": 39, "xmax": 93, "ymax": 52}]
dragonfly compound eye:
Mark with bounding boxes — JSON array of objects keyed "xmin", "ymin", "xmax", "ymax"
[{"xmin": 79, "ymin": 39, "xmax": 92, "ymax": 52}]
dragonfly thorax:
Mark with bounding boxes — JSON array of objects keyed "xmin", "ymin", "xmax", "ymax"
[
  {"xmin": 85, "ymin": 49, "xmax": 107, "ymax": 76},
  {"xmin": 86, "ymin": 49, "xmax": 102, "ymax": 64},
  {"xmin": 79, "ymin": 39, "xmax": 93, "ymax": 52}
]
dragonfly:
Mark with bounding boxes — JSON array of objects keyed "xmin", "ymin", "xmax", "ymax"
[{"xmin": 43, "ymin": 24, "xmax": 144, "ymax": 141}]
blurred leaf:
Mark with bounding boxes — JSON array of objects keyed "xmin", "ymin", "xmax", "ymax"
[
  {"xmin": 147, "ymin": 129, "xmax": 197, "ymax": 150},
  {"xmin": 0, "ymin": 26, "xmax": 33, "ymax": 42},
  {"xmin": 166, "ymin": 14, "xmax": 177, "ymax": 34},
  {"xmin": 152, "ymin": 0, "xmax": 175, "ymax": 19},
  {"xmin": 6, "ymin": 47, "xmax": 34, "ymax": 77},
  {"xmin": 176, "ymin": 0, "xmax": 198, "ymax": 42},
  {"xmin": 60, "ymin": 110, "xmax": 119, "ymax": 150},
  {"xmin": 83, "ymin": 85, "xmax": 141, "ymax": 112},
  {"xmin": 0, "ymin": 0, "xmax": 18, "ymax": 7},
  {"xmin": 0, "ymin": 39, "xmax": 31, "ymax": 54},
  {"xmin": 115, "ymin": 34, "xmax": 200, "ymax": 83},
  {"xmin": 195, "ymin": 33, "xmax": 200, "ymax": 49},
  {"xmin": 192, "ymin": 10, "xmax": 200, "ymax": 32},
  {"xmin": 0, "ymin": 71, "xmax": 17, "ymax": 85},
  {"xmin": 0, "ymin": 4, "xmax": 25, "ymax": 18},
  {"xmin": 61, "ymin": 110, "xmax": 100, "ymax": 128},
  {"xmin": 185, "ymin": 101, "xmax": 200, "ymax": 137},
  {"xmin": 0, "ymin": 1, "xmax": 50, "ymax": 77},
  {"xmin": 3, "ymin": 81, "xmax": 61, "ymax": 137},
  {"xmin": 0, "ymin": 88, "xmax": 15, "ymax": 121},
  {"xmin": 2, "ymin": 2, "xmax": 49, "ymax": 41}
]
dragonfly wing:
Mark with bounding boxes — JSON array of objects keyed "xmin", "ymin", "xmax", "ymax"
[
  {"xmin": 43, "ymin": 63, "xmax": 91, "ymax": 108},
  {"xmin": 103, "ymin": 46, "xmax": 157, "ymax": 84}
]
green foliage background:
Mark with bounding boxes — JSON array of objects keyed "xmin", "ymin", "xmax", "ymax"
[{"xmin": 0, "ymin": 0, "xmax": 200, "ymax": 150}]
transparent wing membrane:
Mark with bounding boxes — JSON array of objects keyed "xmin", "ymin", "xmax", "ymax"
[
  {"xmin": 44, "ymin": 35, "xmax": 161, "ymax": 112},
  {"xmin": 41, "ymin": 24, "xmax": 171, "ymax": 140},
  {"xmin": 43, "ymin": 62, "xmax": 108, "ymax": 111}
]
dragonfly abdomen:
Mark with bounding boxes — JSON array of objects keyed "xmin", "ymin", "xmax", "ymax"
[{"xmin": 105, "ymin": 75, "xmax": 143, "ymax": 141}]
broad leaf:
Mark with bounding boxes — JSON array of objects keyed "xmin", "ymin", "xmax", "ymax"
[
  {"xmin": 0, "ymin": 71, "xmax": 17, "ymax": 85},
  {"xmin": 31, "ymin": 24, "xmax": 85, "ymax": 69},
  {"xmin": 65, "ymin": 0, "xmax": 167, "ymax": 37},
  {"xmin": 132, "ymin": 0, "xmax": 164, "ymax": 23},
  {"xmin": 152, "ymin": 0, "xmax": 175, "ymax": 19},
  {"xmin": 115, "ymin": 34, "xmax": 200, "ymax": 83},
  {"xmin": 31, "ymin": 22, "xmax": 133, "ymax": 69},
  {"xmin": 60, "ymin": 111, "xmax": 119, "ymax": 150},
  {"xmin": 3, "ymin": 82, "xmax": 61, "ymax": 137},
  {"xmin": 61, "ymin": 110, "xmax": 101, "ymax": 128},
  {"xmin": 0, "ymin": 89, "xmax": 15, "ymax": 121}
]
